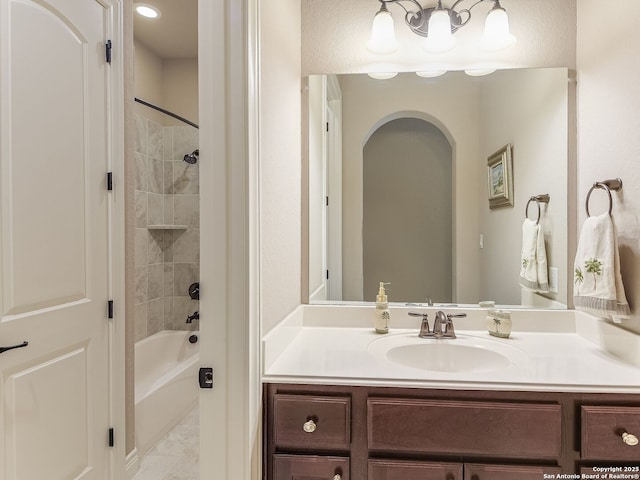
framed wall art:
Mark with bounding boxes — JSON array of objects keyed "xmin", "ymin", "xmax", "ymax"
[{"xmin": 487, "ymin": 143, "xmax": 514, "ymax": 209}]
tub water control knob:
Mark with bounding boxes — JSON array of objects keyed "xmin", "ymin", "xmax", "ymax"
[
  {"xmin": 622, "ymin": 432, "xmax": 639, "ymax": 446},
  {"xmin": 302, "ymin": 419, "xmax": 316, "ymax": 433}
]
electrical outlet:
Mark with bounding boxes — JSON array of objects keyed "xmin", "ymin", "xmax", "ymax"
[{"xmin": 549, "ymin": 267, "xmax": 559, "ymax": 293}]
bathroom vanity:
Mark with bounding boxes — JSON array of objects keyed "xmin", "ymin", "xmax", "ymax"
[
  {"xmin": 262, "ymin": 306, "xmax": 640, "ymax": 479},
  {"xmin": 264, "ymin": 383, "xmax": 640, "ymax": 479}
]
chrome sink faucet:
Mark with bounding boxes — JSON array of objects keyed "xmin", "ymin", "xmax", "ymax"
[{"xmin": 408, "ymin": 311, "xmax": 466, "ymax": 339}]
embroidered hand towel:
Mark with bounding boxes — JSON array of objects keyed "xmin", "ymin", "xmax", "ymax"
[
  {"xmin": 519, "ymin": 218, "xmax": 549, "ymax": 292},
  {"xmin": 573, "ymin": 213, "xmax": 630, "ymax": 319}
]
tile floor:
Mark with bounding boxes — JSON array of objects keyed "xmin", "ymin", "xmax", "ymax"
[{"xmin": 131, "ymin": 405, "xmax": 199, "ymax": 480}]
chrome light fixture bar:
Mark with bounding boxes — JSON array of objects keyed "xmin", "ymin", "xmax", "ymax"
[{"xmin": 368, "ymin": 0, "xmax": 516, "ymax": 54}]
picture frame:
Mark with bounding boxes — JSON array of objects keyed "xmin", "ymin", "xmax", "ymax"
[{"xmin": 487, "ymin": 143, "xmax": 514, "ymax": 209}]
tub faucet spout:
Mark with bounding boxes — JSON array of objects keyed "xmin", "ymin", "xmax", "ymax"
[{"xmin": 186, "ymin": 311, "xmax": 199, "ymax": 323}]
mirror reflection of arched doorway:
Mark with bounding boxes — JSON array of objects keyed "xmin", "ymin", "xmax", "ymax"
[{"xmin": 363, "ymin": 117, "xmax": 452, "ymax": 303}]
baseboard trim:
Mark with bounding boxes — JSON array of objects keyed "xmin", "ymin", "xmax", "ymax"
[{"xmin": 125, "ymin": 449, "xmax": 140, "ymax": 479}]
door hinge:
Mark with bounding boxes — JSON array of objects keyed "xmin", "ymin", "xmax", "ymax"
[
  {"xmin": 106, "ymin": 172, "xmax": 113, "ymax": 191},
  {"xmin": 326, "ymin": 270, "xmax": 329, "ymax": 280},
  {"xmin": 107, "ymin": 300, "xmax": 114, "ymax": 319},
  {"xmin": 326, "ymin": 122, "xmax": 329, "ymax": 132},
  {"xmin": 108, "ymin": 428, "xmax": 114, "ymax": 447},
  {"xmin": 199, "ymin": 367, "xmax": 214, "ymax": 389},
  {"xmin": 105, "ymin": 40, "xmax": 112, "ymax": 64},
  {"xmin": 326, "ymin": 196, "xmax": 329, "ymax": 207}
]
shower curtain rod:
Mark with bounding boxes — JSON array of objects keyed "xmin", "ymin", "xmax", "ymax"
[{"xmin": 134, "ymin": 97, "xmax": 199, "ymax": 129}]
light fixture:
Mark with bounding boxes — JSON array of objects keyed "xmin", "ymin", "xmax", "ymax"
[
  {"xmin": 368, "ymin": 3, "xmax": 399, "ymax": 54},
  {"xmin": 367, "ymin": 72, "xmax": 399, "ymax": 80},
  {"xmin": 134, "ymin": 3, "xmax": 161, "ymax": 19},
  {"xmin": 464, "ymin": 68, "xmax": 496, "ymax": 76},
  {"xmin": 368, "ymin": 0, "xmax": 516, "ymax": 54},
  {"xmin": 416, "ymin": 70, "xmax": 447, "ymax": 78}
]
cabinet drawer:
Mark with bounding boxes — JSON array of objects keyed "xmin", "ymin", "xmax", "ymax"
[
  {"xmin": 464, "ymin": 463, "xmax": 562, "ymax": 480},
  {"xmin": 273, "ymin": 454, "xmax": 349, "ymax": 480},
  {"xmin": 274, "ymin": 394, "xmax": 351, "ymax": 450},
  {"xmin": 369, "ymin": 459, "xmax": 462, "ymax": 480},
  {"xmin": 581, "ymin": 405, "xmax": 640, "ymax": 460},
  {"xmin": 368, "ymin": 398, "xmax": 562, "ymax": 459}
]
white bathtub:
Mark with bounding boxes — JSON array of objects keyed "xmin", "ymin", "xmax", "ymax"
[{"xmin": 135, "ymin": 330, "xmax": 199, "ymax": 457}]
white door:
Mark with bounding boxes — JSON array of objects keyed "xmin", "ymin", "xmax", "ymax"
[{"xmin": 0, "ymin": 0, "xmax": 115, "ymax": 479}]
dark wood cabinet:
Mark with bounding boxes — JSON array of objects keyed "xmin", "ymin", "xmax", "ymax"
[
  {"xmin": 368, "ymin": 459, "xmax": 463, "ymax": 480},
  {"xmin": 274, "ymin": 454, "xmax": 349, "ymax": 480},
  {"xmin": 368, "ymin": 397, "xmax": 561, "ymax": 459},
  {"xmin": 463, "ymin": 463, "xmax": 562, "ymax": 480},
  {"xmin": 274, "ymin": 394, "xmax": 351, "ymax": 451},
  {"xmin": 581, "ymin": 405, "xmax": 640, "ymax": 460},
  {"xmin": 263, "ymin": 383, "xmax": 640, "ymax": 479}
]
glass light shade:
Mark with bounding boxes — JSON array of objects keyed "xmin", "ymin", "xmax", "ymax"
[
  {"xmin": 367, "ymin": 9, "xmax": 399, "ymax": 54},
  {"xmin": 416, "ymin": 70, "xmax": 447, "ymax": 78},
  {"xmin": 464, "ymin": 68, "xmax": 496, "ymax": 77},
  {"xmin": 367, "ymin": 72, "xmax": 398, "ymax": 80},
  {"xmin": 423, "ymin": 9, "xmax": 457, "ymax": 53},
  {"xmin": 481, "ymin": 7, "xmax": 516, "ymax": 51}
]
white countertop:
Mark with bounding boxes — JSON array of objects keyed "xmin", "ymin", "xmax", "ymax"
[{"xmin": 262, "ymin": 305, "xmax": 640, "ymax": 393}]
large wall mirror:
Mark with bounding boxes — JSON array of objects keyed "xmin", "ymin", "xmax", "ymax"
[{"xmin": 307, "ymin": 68, "xmax": 571, "ymax": 309}]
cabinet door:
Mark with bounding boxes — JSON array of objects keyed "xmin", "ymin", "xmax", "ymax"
[
  {"xmin": 369, "ymin": 459, "xmax": 462, "ymax": 480},
  {"xmin": 464, "ymin": 463, "xmax": 561, "ymax": 480},
  {"xmin": 273, "ymin": 454, "xmax": 349, "ymax": 480}
]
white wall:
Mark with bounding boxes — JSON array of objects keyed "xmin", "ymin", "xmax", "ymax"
[
  {"xmin": 479, "ymin": 68, "xmax": 569, "ymax": 306},
  {"xmin": 577, "ymin": 1, "xmax": 640, "ymax": 334},
  {"xmin": 260, "ymin": 0, "xmax": 302, "ymax": 334},
  {"xmin": 301, "ymin": 0, "xmax": 576, "ymax": 75}
]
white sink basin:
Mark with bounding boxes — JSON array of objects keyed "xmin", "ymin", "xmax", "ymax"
[{"xmin": 368, "ymin": 333, "xmax": 526, "ymax": 373}]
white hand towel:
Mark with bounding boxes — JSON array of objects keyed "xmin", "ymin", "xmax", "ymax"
[
  {"xmin": 519, "ymin": 218, "xmax": 549, "ymax": 292},
  {"xmin": 573, "ymin": 213, "xmax": 630, "ymax": 319}
]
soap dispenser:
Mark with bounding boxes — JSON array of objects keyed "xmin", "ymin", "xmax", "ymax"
[{"xmin": 375, "ymin": 282, "xmax": 390, "ymax": 334}]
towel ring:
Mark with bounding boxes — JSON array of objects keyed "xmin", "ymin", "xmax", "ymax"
[
  {"xmin": 585, "ymin": 178, "xmax": 623, "ymax": 217},
  {"xmin": 525, "ymin": 194, "xmax": 550, "ymax": 225}
]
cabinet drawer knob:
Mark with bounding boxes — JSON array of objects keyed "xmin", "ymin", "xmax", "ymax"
[
  {"xmin": 622, "ymin": 432, "xmax": 639, "ymax": 446},
  {"xmin": 332, "ymin": 475, "xmax": 341, "ymax": 480},
  {"xmin": 302, "ymin": 419, "xmax": 316, "ymax": 433}
]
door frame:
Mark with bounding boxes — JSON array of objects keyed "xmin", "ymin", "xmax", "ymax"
[
  {"xmin": 107, "ymin": 0, "xmax": 126, "ymax": 477},
  {"xmin": 199, "ymin": 1, "xmax": 261, "ymax": 480}
]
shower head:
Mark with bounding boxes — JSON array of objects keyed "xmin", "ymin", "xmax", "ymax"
[{"xmin": 183, "ymin": 149, "xmax": 199, "ymax": 164}]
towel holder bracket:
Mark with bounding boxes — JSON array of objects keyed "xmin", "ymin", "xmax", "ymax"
[
  {"xmin": 525, "ymin": 194, "xmax": 550, "ymax": 224},
  {"xmin": 586, "ymin": 178, "xmax": 623, "ymax": 217}
]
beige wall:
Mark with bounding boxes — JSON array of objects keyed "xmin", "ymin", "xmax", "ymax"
[
  {"xmin": 363, "ymin": 118, "xmax": 452, "ymax": 303},
  {"xmin": 134, "ymin": 39, "xmax": 198, "ymax": 126},
  {"xmin": 577, "ymin": 1, "xmax": 640, "ymax": 334},
  {"xmin": 260, "ymin": 0, "xmax": 302, "ymax": 334},
  {"xmin": 479, "ymin": 68, "xmax": 569, "ymax": 307},
  {"xmin": 339, "ymin": 73, "xmax": 482, "ymax": 303}
]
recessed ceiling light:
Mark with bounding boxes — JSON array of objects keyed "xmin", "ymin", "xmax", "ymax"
[{"xmin": 134, "ymin": 3, "xmax": 161, "ymax": 19}]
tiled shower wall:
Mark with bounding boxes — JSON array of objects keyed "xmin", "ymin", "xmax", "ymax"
[{"xmin": 134, "ymin": 112, "xmax": 200, "ymax": 341}]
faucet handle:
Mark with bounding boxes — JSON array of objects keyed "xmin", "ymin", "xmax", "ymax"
[
  {"xmin": 408, "ymin": 312, "xmax": 432, "ymax": 337},
  {"xmin": 447, "ymin": 313, "xmax": 467, "ymax": 319}
]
